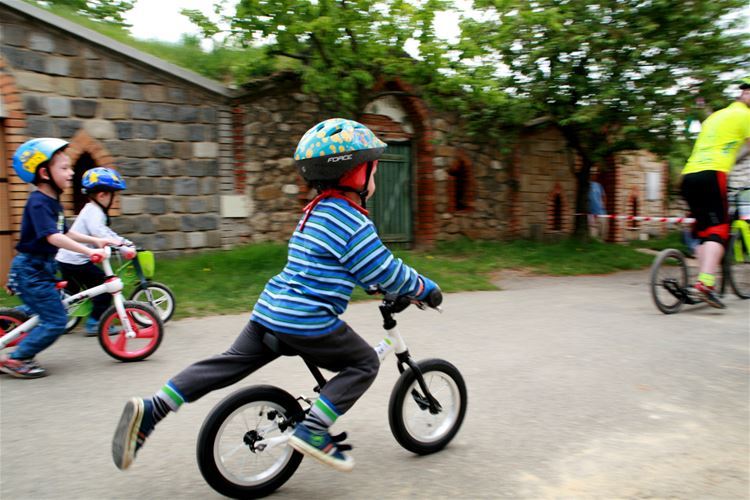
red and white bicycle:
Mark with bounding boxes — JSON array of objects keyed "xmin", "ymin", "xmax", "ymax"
[{"xmin": 0, "ymin": 246, "xmax": 164, "ymax": 361}]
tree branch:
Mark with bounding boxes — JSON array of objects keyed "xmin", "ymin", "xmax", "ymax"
[{"xmin": 309, "ymin": 33, "xmax": 333, "ymax": 67}]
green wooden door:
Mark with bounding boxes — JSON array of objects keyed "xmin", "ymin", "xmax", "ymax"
[{"xmin": 370, "ymin": 143, "xmax": 412, "ymax": 244}]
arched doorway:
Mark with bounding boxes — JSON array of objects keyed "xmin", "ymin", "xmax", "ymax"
[
  {"xmin": 363, "ymin": 79, "xmax": 436, "ymax": 247},
  {"xmin": 72, "ymin": 152, "xmax": 97, "ymax": 214},
  {"xmin": 362, "ymin": 96, "xmax": 415, "ymax": 245}
]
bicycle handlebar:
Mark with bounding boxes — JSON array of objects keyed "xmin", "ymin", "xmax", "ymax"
[
  {"xmin": 366, "ymin": 285, "xmax": 443, "ymax": 310},
  {"xmin": 91, "ymin": 244, "xmax": 137, "ymax": 264}
]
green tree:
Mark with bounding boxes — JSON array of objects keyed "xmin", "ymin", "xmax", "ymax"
[
  {"xmin": 182, "ymin": 0, "xmax": 451, "ymax": 116},
  {"xmin": 459, "ymin": 0, "xmax": 750, "ymax": 237},
  {"xmin": 29, "ymin": 0, "xmax": 135, "ymax": 27}
]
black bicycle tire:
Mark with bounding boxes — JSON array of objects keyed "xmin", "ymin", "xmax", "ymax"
[
  {"xmin": 0, "ymin": 308, "xmax": 29, "ymax": 347},
  {"xmin": 727, "ymin": 230, "xmax": 750, "ymax": 299},
  {"xmin": 97, "ymin": 301, "xmax": 164, "ymax": 362},
  {"xmin": 649, "ymin": 248, "xmax": 688, "ymax": 314},
  {"xmin": 129, "ymin": 281, "xmax": 176, "ymax": 323},
  {"xmin": 388, "ymin": 358, "xmax": 467, "ymax": 455},
  {"xmin": 197, "ymin": 385, "xmax": 304, "ymax": 499}
]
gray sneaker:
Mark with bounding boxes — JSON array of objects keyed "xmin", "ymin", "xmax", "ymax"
[{"xmin": 112, "ymin": 398, "xmax": 148, "ymax": 470}]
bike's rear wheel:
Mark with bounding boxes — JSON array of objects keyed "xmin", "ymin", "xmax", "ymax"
[
  {"xmin": 197, "ymin": 385, "xmax": 304, "ymax": 499},
  {"xmin": 650, "ymin": 248, "xmax": 689, "ymax": 314},
  {"xmin": 389, "ymin": 358, "xmax": 467, "ymax": 455},
  {"xmin": 129, "ymin": 282, "xmax": 176, "ymax": 323},
  {"xmin": 0, "ymin": 308, "xmax": 28, "ymax": 348},
  {"xmin": 727, "ymin": 231, "xmax": 750, "ymax": 299},
  {"xmin": 98, "ymin": 301, "xmax": 164, "ymax": 362}
]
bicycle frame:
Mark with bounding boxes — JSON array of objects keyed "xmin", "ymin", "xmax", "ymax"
[
  {"xmin": 0, "ymin": 247, "xmax": 135, "ymax": 349},
  {"xmin": 731, "ymin": 219, "xmax": 750, "ymax": 262},
  {"xmin": 253, "ymin": 293, "xmax": 442, "ymax": 453},
  {"xmin": 62, "ymin": 249, "xmax": 152, "ymax": 320}
]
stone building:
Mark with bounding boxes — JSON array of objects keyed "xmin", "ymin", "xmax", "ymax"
[
  {"xmin": 506, "ymin": 120, "xmax": 670, "ymax": 243},
  {"xmin": 0, "ymin": 0, "xmax": 235, "ymax": 280},
  {"xmin": 230, "ymin": 74, "xmax": 508, "ymax": 248},
  {"xmin": 0, "ymin": 0, "xmax": 672, "ymax": 280}
]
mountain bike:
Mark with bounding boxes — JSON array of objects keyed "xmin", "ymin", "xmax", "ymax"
[
  {"xmin": 650, "ymin": 186, "xmax": 750, "ymax": 314},
  {"xmin": 64, "ymin": 247, "xmax": 176, "ymax": 332},
  {"xmin": 195, "ymin": 288, "xmax": 467, "ymax": 498},
  {"xmin": 0, "ymin": 246, "xmax": 165, "ymax": 361}
]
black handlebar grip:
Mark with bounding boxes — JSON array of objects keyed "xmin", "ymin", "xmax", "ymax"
[{"xmin": 426, "ymin": 288, "xmax": 443, "ymax": 308}]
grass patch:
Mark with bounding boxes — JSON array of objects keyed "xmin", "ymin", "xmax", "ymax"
[{"xmin": 2, "ymin": 238, "xmax": 657, "ymax": 318}]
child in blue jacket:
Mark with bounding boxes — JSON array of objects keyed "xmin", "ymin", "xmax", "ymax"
[
  {"xmin": 1, "ymin": 138, "xmax": 116, "ymax": 378},
  {"xmin": 112, "ymin": 118, "xmax": 440, "ymax": 472}
]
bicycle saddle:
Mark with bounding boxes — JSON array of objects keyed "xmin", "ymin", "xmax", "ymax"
[{"xmin": 262, "ymin": 331, "xmax": 298, "ymax": 357}]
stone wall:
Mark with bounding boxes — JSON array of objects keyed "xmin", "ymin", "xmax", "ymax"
[
  {"xmin": 234, "ymin": 75, "xmax": 510, "ymax": 245},
  {"xmin": 612, "ymin": 150, "xmax": 669, "ymax": 242},
  {"xmin": 431, "ymin": 117, "xmax": 508, "ymax": 240},
  {"xmin": 1, "ymin": 5, "xmax": 232, "ymax": 256},
  {"xmin": 238, "ymin": 80, "xmax": 323, "ymax": 243},
  {"xmin": 510, "ymin": 126, "xmax": 577, "ymax": 240}
]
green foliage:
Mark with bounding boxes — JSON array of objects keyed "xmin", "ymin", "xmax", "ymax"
[
  {"xmin": 28, "ymin": 0, "xmax": 134, "ymax": 27},
  {"xmin": 459, "ymin": 0, "xmax": 750, "ymax": 162},
  {"xmin": 182, "ymin": 0, "xmax": 455, "ymax": 115},
  {"xmin": 458, "ymin": 0, "xmax": 750, "ymax": 234}
]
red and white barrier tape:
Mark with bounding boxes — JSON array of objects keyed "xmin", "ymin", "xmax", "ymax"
[{"xmin": 576, "ymin": 214, "xmax": 750, "ymax": 223}]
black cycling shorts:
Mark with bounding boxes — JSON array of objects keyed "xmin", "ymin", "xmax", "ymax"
[{"xmin": 680, "ymin": 170, "xmax": 729, "ymax": 244}]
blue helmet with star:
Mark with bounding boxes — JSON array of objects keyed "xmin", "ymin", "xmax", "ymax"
[{"xmin": 82, "ymin": 167, "xmax": 126, "ymax": 194}]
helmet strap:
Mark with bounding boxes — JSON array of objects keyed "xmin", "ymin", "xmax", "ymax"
[{"xmin": 37, "ymin": 165, "xmax": 63, "ymax": 199}]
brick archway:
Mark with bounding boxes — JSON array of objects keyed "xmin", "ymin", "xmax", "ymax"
[
  {"xmin": 65, "ymin": 130, "xmax": 119, "ymax": 215},
  {"xmin": 547, "ymin": 182, "xmax": 571, "ymax": 234},
  {"xmin": 367, "ymin": 79, "xmax": 436, "ymax": 247},
  {"xmin": 0, "ymin": 56, "xmax": 28, "ymax": 280}
]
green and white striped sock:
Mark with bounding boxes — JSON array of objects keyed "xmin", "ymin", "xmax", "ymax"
[
  {"xmin": 304, "ymin": 396, "xmax": 339, "ymax": 432},
  {"xmin": 152, "ymin": 381, "xmax": 185, "ymax": 422}
]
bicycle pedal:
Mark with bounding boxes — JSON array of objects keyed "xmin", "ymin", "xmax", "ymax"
[{"xmin": 296, "ymin": 395, "xmax": 314, "ymax": 406}]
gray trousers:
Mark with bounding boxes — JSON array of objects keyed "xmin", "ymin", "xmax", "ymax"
[{"xmin": 170, "ymin": 320, "xmax": 379, "ymax": 416}]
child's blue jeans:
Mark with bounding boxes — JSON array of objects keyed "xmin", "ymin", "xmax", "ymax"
[{"xmin": 7, "ymin": 253, "xmax": 68, "ymax": 360}]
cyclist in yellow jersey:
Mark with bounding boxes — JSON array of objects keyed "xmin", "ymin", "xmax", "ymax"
[{"xmin": 680, "ymin": 76, "xmax": 750, "ymax": 308}]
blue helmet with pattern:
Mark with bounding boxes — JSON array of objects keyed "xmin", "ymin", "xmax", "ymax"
[
  {"xmin": 294, "ymin": 118, "xmax": 387, "ymax": 183},
  {"xmin": 12, "ymin": 138, "xmax": 69, "ymax": 183},
  {"xmin": 82, "ymin": 167, "xmax": 126, "ymax": 194}
]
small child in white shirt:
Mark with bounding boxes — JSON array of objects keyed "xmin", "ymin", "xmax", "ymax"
[{"xmin": 56, "ymin": 167, "xmax": 129, "ymax": 335}]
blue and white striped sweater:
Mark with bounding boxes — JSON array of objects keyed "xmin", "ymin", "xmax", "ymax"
[{"xmin": 251, "ymin": 198, "xmax": 421, "ymax": 336}]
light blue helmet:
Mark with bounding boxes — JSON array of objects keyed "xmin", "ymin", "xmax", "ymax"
[
  {"xmin": 12, "ymin": 138, "xmax": 69, "ymax": 183},
  {"xmin": 81, "ymin": 167, "xmax": 126, "ymax": 194},
  {"xmin": 294, "ymin": 118, "xmax": 386, "ymax": 183}
]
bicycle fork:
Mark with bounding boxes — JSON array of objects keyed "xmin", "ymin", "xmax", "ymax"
[{"xmin": 375, "ymin": 308, "xmax": 443, "ymax": 415}]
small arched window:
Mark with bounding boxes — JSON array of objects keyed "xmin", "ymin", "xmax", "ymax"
[
  {"xmin": 448, "ymin": 155, "xmax": 474, "ymax": 213},
  {"xmin": 552, "ymin": 193, "xmax": 563, "ymax": 231},
  {"xmin": 629, "ymin": 196, "xmax": 639, "ymax": 230}
]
